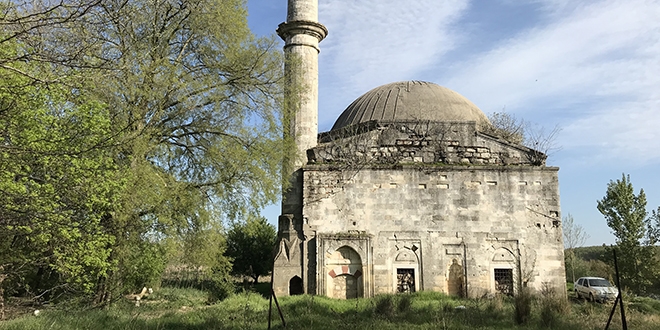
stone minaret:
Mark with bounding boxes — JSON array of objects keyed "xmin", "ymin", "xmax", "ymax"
[
  {"xmin": 277, "ymin": 2, "xmax": 327, "ymax": 216},
  {"xmin": 272, "ymin": 0, "xmax": 326, "ymax": 296}
]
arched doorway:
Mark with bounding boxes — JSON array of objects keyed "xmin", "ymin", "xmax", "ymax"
[
  {"xmin": 325, "ymin": 246, "xmax": 363, "ymax": 299},
  {"xmin": 289, "ymin": 276, "xmax": 303, "ymax": 295}
]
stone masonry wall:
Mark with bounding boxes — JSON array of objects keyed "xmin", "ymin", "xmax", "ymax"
[
  {"xmin": 300, "ymin": 165, "xmax": 565, "ymax": 297},
  {"xmin": 310, "ymin": 122, "xmax": 536, "ymax": 167}
]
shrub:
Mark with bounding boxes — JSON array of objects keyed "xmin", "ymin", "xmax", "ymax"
[
  {"xmin": 374, "ymin": 294, "xmax": 395, "ymax": 318},
  {"xmin": 629, "ymin": 296, "xmax": 660, "ymax": 314},
  {"xmin": 397, "ymin": 294, "xmax": 412, "ymax": 313},
  {"xmin": 514, "ymin": 287, "xmax": 533, "ymax": 325},
  {"xmin": 484, "ymin": 294, "xmax": 504, "ymax": 315},
  {"xmin": 206, "ymin": 274, "xmax": 234, "ymax": 303},
  {"xmin": 539, "ymin": 285, "xmax": 569, "ymax": 328}
]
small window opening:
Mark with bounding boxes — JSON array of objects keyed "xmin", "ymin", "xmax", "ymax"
[
  {"xmin": 494, "ymin": 268, "xmax": 513, "ymax": 296},
  {"xmin": 396, "ymin": 269, "xmax": 415, "ymax": 293}
]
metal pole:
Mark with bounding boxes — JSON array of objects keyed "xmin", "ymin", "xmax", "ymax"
[
  {"xmin": 463, "ymin": 242, "xmax": 468, "ymax": 298},
  {"xmin": 612, "ymin": 248, "xmax": 627, "ymax": 330},
  {"xmin": 604, "ymin": 292, "xmax": 619, "ymax": 330},
  {"xmin": 268, "ymin": 262, "xmax": 275, "ymax": 329},
  {"xmin": 273, "ymin": 289, "xmax": 286, "ymax": 327},
  {"xmin": 268, "ymin": 293, "xmax": 273, "ymax": 329}
]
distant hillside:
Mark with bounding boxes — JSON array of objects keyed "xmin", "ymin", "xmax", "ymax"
[
  {"xmin": 570, "ymin": 245, "xmax": 608, "ymax": 261},
  {"xmin": 565, "ymin": 245, "xmax": 660, "ymax": 294},
  {"xmin": 568, "ymin": 245, "xmax": 660, "ymax": 262}
]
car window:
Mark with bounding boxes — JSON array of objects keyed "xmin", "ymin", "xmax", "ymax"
[
  {"xmin": 577, "ymin": 279, "xmax": 583, "ymax": 286},
  {"xmin": 589, "ymin": 279, "xmax": 611, "ymax": 287}
]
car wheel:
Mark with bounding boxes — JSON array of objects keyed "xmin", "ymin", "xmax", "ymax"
[
  {"xmin": 589, "ymin": 293, "xmax": 594, "ymax": 302},
  {"xmin": 575, "ymin": 290, "xmax": 581, "ymax": 299}
]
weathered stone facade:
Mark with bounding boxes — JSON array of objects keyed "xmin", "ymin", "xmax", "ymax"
[
  {"xmin": 273, "ymin": 1, "xmax": 565, "ymax": 300},
  {"xmin": 273, "ymin": 118, "xmax": 565, "ymax": 298}
]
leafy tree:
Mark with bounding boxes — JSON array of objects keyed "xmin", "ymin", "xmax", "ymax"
[
  {"xmin": 564, "ymin": 246, "xmax": 616, "ymax": 281},
  {"xmin": 647, "ymin": 206, "xmax": 660, "ymax": 245},
  {"xmin": 0, "ymin": 41, "xmax": 122, "ymax": 300},
  {"xmin": 1, "ymin": 0, "xmax": 288, "ymax": 303},
  {"xmin": 226, "ymin": 215, "xmax": 277, "ymax": 283},
  {"xmin": 597, "ymin": 174, "xmax": 658, "ymax": 293},
  {"xmin": 562, "ymin": 213, "xmax": 589, "ymax": 283}
]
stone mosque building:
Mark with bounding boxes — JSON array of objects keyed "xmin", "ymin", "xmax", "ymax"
[{"xmin": 272, "ymin": 0, "xmax": 565, "ymax": 299}]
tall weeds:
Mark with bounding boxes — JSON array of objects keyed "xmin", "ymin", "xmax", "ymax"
[
  {"xmin": 373, "ymin": 294, "xmax": 395, "ymax": 318},
  {"xmin": 514, "ymin": 287, "xmax": 533, "ymax": 324},
  {"xmin": 539, "ymin": 284, "xmax": 569, "ymax": 328}
]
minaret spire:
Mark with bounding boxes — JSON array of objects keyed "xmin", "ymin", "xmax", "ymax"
[
  {"xmin": 277, "ymin": 0, "xmax": 327, "ymax": 168},
  {"xmin": 272, "ymin": 0, "xmax": 327, "ymax": 297},
  {"xmin": 277, "ymin": 1, "xmax": 327, "ymax": 215}
]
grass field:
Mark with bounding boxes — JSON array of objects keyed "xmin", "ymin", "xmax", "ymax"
[{"xmin": 2, "ymin": 287, "xmax": 659, "ymax": 329}]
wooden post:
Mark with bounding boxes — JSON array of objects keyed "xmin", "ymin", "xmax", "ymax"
[
  {"xmin": 273, "ymin": 289, "xmax": 286, "ymax": 327},
  {"xmin": 604, "ymin": 293, "xmax": 619, "ymax": 329},
  {"xmin": 605, "ymin": 247, "xmax": 627, "ymax": 330},
  {"xmin": 613, "ymin": 248, "xmax": 627, "ymax": 330},
  {"xmin": 268, "ymin": 258, "xmax": 286, "ymax": 328}
]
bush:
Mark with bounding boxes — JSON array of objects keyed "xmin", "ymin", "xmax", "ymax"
[
  {"xmin": 206, "ymin": 274, "xmax": 234, "ymax": 304},
  {"xmin": 484, "ymin": 294, "xmax": 504, "ymax": 315},
  {"xmin": 629, "ymin": 296, "xmax": 660, "ymax": 314},
  {"xmin": 117, "ymin": 241, "xmax": 167, "ymax": 294},
  {"xmin": 373, "ymin": 294, "xmax": 395, "ymax": 318},
  {"xmin": 397, "ymin": 294, "xmax": 412, "ymax": 313},
  {"xmin": 514, "ymin": 287, "xmax": 533, "ymax": 325},
  {"xmin": 539, "ymin": 285, "xmax": 569, "ymax": 328}
]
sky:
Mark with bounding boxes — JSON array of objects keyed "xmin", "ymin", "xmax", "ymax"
[{"xmin": 247, "ymin": 0, "xmax": 660, "ymax": 247}]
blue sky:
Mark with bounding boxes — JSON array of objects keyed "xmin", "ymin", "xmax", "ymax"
[{"xmin": 248, "ymin": 0, "xmax": 660, "ymax": 247}]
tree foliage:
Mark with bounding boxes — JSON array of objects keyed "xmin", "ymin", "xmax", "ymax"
[
  {"xmin": 483, "ymin": 111, "xmax": 561, "ymax": 165},
  {"xmin": 562, "ymin": 213, "xmax": 589, "ymax": 283},
  {"xmin": 647, "ymin": 207, "xmax": 660, "ymax": 246},
  {"xmin": 0, "ymin": 61, "xmax": 121, "ymax": 299},
  {"xmin": 1, "ymin": 0, "xmax": 287, "ymax": 304},
  {"xmin": 225, "ymin": 215, "xmax": 276, "ymax": 283},
  {"xmin": 597, "ymin": 174, "xmax": 659, "ymax": 293},
  {"xmin": 483, "ymin": 111, "xmax": 525, "ymax": 145}
]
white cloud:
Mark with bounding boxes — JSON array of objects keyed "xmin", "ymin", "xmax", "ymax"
[
  {"xmin": 560, "ymin": 98, "xmax": 660, "ymax": 167},
  {"xmin": 444, "ymin": 0, "xmax": 660, "ymax": 165},
  {"xmin": 448, "ymin": 0, "xmax": 660, "ymax": 106},
  {"xmin": 314, "ymin": 0, "xmax": 660, "ymax": 164},
  {"xmin": 318, "ymin": 0, "xmax": 470, "ymax": 127}
]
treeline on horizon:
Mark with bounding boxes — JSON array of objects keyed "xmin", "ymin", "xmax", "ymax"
[{"xmin": 566, "ymin": 245, "xmax": 660, "ymax": 293}]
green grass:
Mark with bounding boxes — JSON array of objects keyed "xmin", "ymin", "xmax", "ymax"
[
  {"xmin": 566, "ymin": 282, "xmax": 575, "ymax": 291},
  {"xmin": 2, "ymin": 288, "xmax": 659, "ymax": 330}
]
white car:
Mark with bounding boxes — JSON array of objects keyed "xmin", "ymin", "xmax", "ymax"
[{"xmin": 574, "ymin": 277, "xmax": 619, "ymax": 302}]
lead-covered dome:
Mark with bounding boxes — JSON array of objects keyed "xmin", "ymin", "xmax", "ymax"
[{"xmin": 331, "ymin": 81, "xmax": 490, "ymax": 130}]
